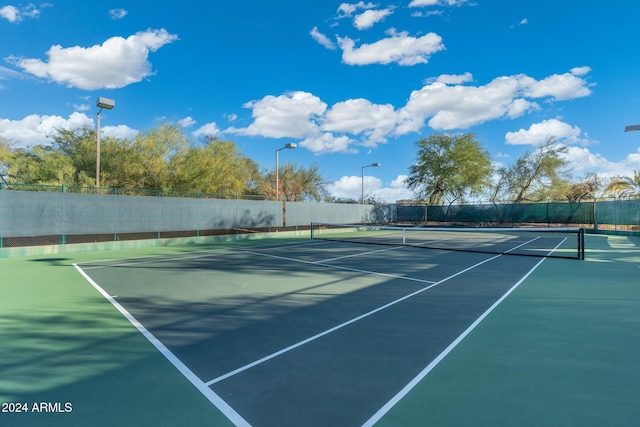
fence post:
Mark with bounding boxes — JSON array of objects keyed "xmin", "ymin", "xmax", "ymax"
[{"xmin": 282, "ymin": 200, "xmax": 287, "ymax": 227}]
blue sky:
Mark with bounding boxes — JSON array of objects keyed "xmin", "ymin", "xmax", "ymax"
[{"xmin": 1, "ymin": 1, "xmax": 640, "ymax": 202}]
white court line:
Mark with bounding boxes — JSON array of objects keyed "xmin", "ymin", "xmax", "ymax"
[
  {"xmin": 204, "ymin": 252, "xmax": 501, "ymax": 386},
  {"xmin": 73, "ymin": 263, "xmax": 251, "ymax": 427},
  {"xmin": 362, "ymin": 236, "xmax": 566, "ymax": 427}
]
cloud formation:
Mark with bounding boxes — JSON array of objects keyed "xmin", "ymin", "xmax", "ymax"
[
  {"xmin": 309, "ymin": 27, "xmax": 337, "ymax": 50},
  {"xmin": 108, "ymin": 8, "xmax": 128, "ymax": 20},
  {"xmin": 0, "ymin": 3, "xmax": 45, "ymax": 23},
  {"xmin": 505, "ymin": 119, "xmax": 582, "ymax": 146},
  {"xmin": 0, "ymin": 112, "xmax": 136, "ymax": 146},
  {"xmin": 8, "ymin": 28, "xmax": 178, "ymax": 90},
  {"xmin": 338, "ymin": 29, "xmax": 444, "ymax": 66},
  {"xmin": 353, "ymin": 8, "xmax": 394, "ymax": 30},
  {"xmin": 227, "ymin": 68, "xmax": 593, "ymax": 155}
]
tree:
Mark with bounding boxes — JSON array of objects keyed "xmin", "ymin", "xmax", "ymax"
[
  {"xmin": 50, "ymin": 127, "xmax": 101, "ymax": 185},
  {"xmin": 262, "ymin": 162, "xmax": 329, "ymax": 201},
  {"xmin": 608, "ymin": 170, "xmax": 640, "ymax": 199},
  {"xmin": 1, "ymin": 144, "xmax": 76, "ymax": 185},
  {"xmin": 169, "ymin": 136, "xmax": 260, "ymax": 195},
  {"xmin": 492, "ymin": 139, "xmax": 570, "ymax": 203},
  {"xmin": 406, "ymin": 133, "xmax": 493, "ymax": 205},
  {"xmin": 561, "ymin": 172, "xmax": 615, "ymax": 203},
  {"xmin": 0, "ymin": 137, "xmax": 14, "ymax": 184}
]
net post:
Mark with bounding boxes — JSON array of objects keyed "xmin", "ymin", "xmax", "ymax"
[
  {"xmin": 579, "ymin": 227, "xmax": 585, "ymax": 260},
  {"xmin": 310, "ymin": 222, "xmax": 314, "ymax": 240}
]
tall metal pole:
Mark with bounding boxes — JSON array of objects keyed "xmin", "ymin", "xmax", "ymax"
[
  {"xmin": 95, "ymin": 97, "xmax": 114, "ymax": 188},
  {"xmin": 361, "ymin": 162, "xmax": 380, "ymax": 204},
  {"xmin": 276, "ymin": 149, "xmax": 280, "ymax": 202},
  {"xmin": 96, "ymin": 109, "xmax": 102, "ymax": 188},
  {"xmin": 361, "ymin": 165, "xmax": 365, "ymax": 204},
  {"xmin": 275, "ymin": 143, "xmax": 297, "ymax": 202}
]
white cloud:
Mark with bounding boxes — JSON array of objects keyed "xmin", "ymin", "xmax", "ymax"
[
  {"xmin": 230, "ymin": 91, "xmax": 327, "ymax": 139},
  {"xmin": 0, "ymin": 112, "xmax": 139, "ymax": 146},
  {"xmin": 108, "ymin": 8, "xmax": 127, "ymax": 20},
  {"xmin": 0, "ymin": 5, "xmax": 20, "ymax": 22},
  {"xmin": 8, "ymin": 28, "xmax": 178, "ymax": 90},
  {"xmin": 434, "ymin": 72, "xmax": 473, "ymax": 85},
  {"xmin": 402, "ymin": 76, "xmax": 525, "ymax": 130},
  {"xmin": 511, "ymin": 18, "xmax": 528, "ymax": 28},
  {"xmin": 177, "ymin": 116, "xmax": 195, "ymax": 128},
  {"xmin": 505, "ymin": 119, "xmax": 582, "ymax": 146},
  {"xmin": 409, "ymin": 0, "xmax": 468, "ymax": 7},
  {"xmin": 193, "ymin": 122, "xmax": 221, "ymax": 138},
  {"xmin": 299, "ymin": 133, "xmax": 356, "ymax": 154},
  {"xmin": 338, "ymin": 29, "xmax": 445, "ymax": 66},
  {"xmin": 518, "ymin": 67, "xmax": 592, "ymax": 101},
  {"xmin": 310, "ymin": 26, "xmax": 337, "ymax": 50},
  {"xmin": 561, "ymin": 146, "xmax": 639, "ymax": 177},
  {"xmin": 322, "ymin": 98, "xmax": 399, "ymax": 145},
  {"xmin": 0, "ymin": 112, "xmax": 93, "ymax": 146},
  {"xmin": 228, "ymin": 68, "xmax": 594, "ymax": 154},
  {"xmin": 400, "ymin": 69, "xmax": 591, "ymax": 131},
  {"xmin": 328, "ymin": 174, "xmax": 412, "ymax": 202},
  {"xmin": 0, "ymin": 4, "xmax": 45, "ymax": 23},
  {"xmin": 73, "ymin": 103, "xmax": 90, "ymax": 112},
  {"xmin": 102, "ymin": 124, "xmax": 139, "ymax": 140},
  {"xmin": 336, "ymin": 2, "xmax": 376, "ymax": 17},
  {"xmin": 353, "ymin": 8, "xmax": 394, "ymax": 30}
]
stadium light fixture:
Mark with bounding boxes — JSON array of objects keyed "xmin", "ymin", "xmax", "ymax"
[
  {"xmin": 625, "ymin": 124, "xmax": 640, "ymax": 132},
  {"xmin": 96, "ymin": 97, "xmax": 115, "ymax": 188},
  {"xmin": 361, "ymin": 162, "xmax": 381, "ymax": 204},
  {"xmin": 275, "ymin": 143, "xmax": 297, "ymax": 201}
]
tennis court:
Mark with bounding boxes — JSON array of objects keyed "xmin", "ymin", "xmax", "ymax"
[{"xmin": 1, "ymin": 228, "xmax": 639, "ymax": 426}]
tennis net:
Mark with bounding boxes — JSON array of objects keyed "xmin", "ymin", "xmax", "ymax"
[{"xmin": 310, "ymin": 223, "xmax": 585, "ymax": 260}]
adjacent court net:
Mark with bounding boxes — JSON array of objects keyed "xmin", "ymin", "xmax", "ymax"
[{"xmin": 311, "ymin": 223, "xmax": 585, "ymax": 260}]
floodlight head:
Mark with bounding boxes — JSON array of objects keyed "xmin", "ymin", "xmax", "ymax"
[
  {"xmin": 372, "ymin": 162, "xmax": 381, "ymax": 167},
  {"xmin": 96, "ymin": 97, "xmax": 115, "ymax": 110},
  {"xmin": 625, "ymin": 124, "xmax": 640, "ymax": 132},
  {"xmin": 285, "ymin": 143, "xmax": 297, "ymax": 149}
]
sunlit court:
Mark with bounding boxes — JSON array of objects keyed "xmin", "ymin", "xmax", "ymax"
[
  {"xmin": 73, "ymin": 235, "xmax": 565, "ymax": 426},
  {"xmin": 2, "ymin": 225, "xmax": 637, "ymax": 426}
]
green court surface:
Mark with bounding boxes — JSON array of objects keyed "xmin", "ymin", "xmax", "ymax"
[{"xmin": 1, "ymin": 233, "xmax": 638, "ymax": 426}]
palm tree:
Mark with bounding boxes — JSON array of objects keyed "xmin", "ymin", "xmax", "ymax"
[
  {"xmin": 608, "ymin": 170, "xmax": 640, "ymax": 199},
  {"xmin": 264, "ymin": 162, "xmax": 329, "ymax": 201}
]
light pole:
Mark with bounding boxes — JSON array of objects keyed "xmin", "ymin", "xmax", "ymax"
[
  {"xmin": 361, "ymin": 162, "xmax": 380, "ymax": 204},
  {"xmin": 96, "ymin": 97, "xmax": 115, "ymax": 188},
  {"xmin": 276, "ymin": 143, "xmax": 297, "ymax": 201}
]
